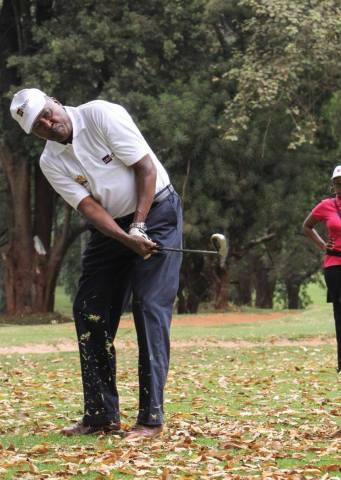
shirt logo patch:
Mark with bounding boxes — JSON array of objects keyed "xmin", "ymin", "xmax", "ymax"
[
  {"xmin": 75, "ymin": 175, "xmax": 89, "ymax": 187},
  {"xmin": 102, "ymin": 152, "xmax": 115, "ymax": 164}
]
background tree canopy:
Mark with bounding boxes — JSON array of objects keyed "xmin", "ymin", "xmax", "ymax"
[{"xmin": 0, "ymin": 0, "xmax": 340, "ymax": 317}]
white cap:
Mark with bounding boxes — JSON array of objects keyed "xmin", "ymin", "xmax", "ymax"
[
  {"xmin": 10, "ymin": 88, "xmax": 47, "ymax": 134},
  {"xmin": 332, "ymin": 165, "xmax": 341, "ymax": 180}
]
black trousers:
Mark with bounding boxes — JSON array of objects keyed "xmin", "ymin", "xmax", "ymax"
[
  {"xmin": 73, "ymin": 192, "xmax": 183, "ymax": 426},
  {"xmin": 324, "ymin": 266, "xmax": 341, "ymax": 372}
]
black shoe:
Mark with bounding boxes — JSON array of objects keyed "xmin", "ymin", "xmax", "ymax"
[{"xmin": 61, "ymin": 420, "xmax": 121, "ymax": 436}]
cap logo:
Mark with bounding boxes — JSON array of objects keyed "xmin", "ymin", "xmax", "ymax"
[{"xmin": 16, "ymin": 99, "xmax": 29, "ymax": 117}]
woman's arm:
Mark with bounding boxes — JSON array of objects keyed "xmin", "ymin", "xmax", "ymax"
[{"xmin": 302, "ymin": 213, "xmax": 329, "ymax": 251}]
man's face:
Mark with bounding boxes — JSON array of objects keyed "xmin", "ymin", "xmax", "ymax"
[{"xmin": 31, "ymin": 97, "xmax": 73, "ymax": 143}]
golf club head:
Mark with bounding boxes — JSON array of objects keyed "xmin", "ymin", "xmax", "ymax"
[{"xmin": 211, "ymin": 233, "xmax": 228, "ymax": 266}]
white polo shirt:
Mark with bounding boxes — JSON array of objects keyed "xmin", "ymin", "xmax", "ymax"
[{"xmin": 39, "ymin": 100, "xmax": 170, "ymax": 218}]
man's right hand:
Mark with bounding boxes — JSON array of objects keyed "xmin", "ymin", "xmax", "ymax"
[{"xmin": 78, "ymin": 197, "xmax": 159, "ymax": 258}]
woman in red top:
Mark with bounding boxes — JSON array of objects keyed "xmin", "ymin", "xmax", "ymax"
[{"xmin": 303, "ymin": 165, "xmax": 341, "ymax": 373}]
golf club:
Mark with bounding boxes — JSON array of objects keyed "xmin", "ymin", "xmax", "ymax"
[{"xmin": 157, "ymin": 233, "xmax": 228, "ymax": 266}]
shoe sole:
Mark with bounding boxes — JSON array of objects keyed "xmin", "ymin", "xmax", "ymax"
[
  {"xmin": 61, "ymin": 426, "xmax": 122, "ymax": 436},
  {"xmin": 124, "ymin": 431, "xmax": 163, "ymax": 440}
]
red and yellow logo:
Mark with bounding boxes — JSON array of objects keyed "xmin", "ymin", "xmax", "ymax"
[{"xmin": 75, "ymin": 175, "xmax": 88, "ymax": 186}]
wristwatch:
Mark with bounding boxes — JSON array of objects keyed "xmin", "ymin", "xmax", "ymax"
[{"xmin": 129, "ymin": 222, "xmax": 147, "ymax": 231}]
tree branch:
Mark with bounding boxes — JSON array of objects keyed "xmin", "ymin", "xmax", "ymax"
[{"xmin": 232, "ymin": 232, "xmax": 276, "ymax": 259}]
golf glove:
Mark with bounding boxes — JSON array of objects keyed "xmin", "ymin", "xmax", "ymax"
[
  {"xmin": 128, "ymin": 222, "xmax": 154, "ymax": 259},
  {"xmin": 128, "ymin": 222, "xmax": 150, "ymax": 240}
]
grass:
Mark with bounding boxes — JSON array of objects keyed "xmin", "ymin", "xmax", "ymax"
[
  {"xmin": 305, "ymin": 275, "xmax": 327, "ymax": 305},
  {"xmin": 0, "ymin": 303, "xmax": 337, "ymax": 347},
  {"xmin": 0, "ymin": 280, "xmax": 340, "ymax": 479},
  {"xmin": 55, "ymin": 286, "xmax": 73, "ymax": 316},
  {"xmin": 0, "ymin": 346, "xmax": 340, "ymax": 479}
]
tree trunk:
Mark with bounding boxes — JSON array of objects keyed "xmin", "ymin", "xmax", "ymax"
[
  {"xmin": 235, "ymin": 271, "xmax": 252, "ymax": 306},
  {"xmin": 255, "ymin": 267, "xmax": 276, "ymax": 308},
  {"xmin": 286, "ymin": 281, "xmax": 300, "ymax": 309},
  {"xmin": 0, "ymin": 1, "xmax": 86, "ymax": 316},
  {"xmin": 0, "ymin": 257, "xmax": 6, "ymax": 313},
  {"xmin": 176, "ymin": 257, "xmax": 208, "ymax": 313},
  {"xmin": 176, "ymin": 280, "xmax": 187, "ymax": 314},
  {"xmin": 0, "ymin": 145, "xmax": 86, "ymax": 315},
  {"xmin": 34, "ymin": 165, "xmax": 55, "ymax": 251},
  {"xmin": 214, "ymin": 264, "xmax": 229, "ymax": 310},
  {"xmin": 43, "ymin": 204, "xmax": 85, "ymax": 311},
  {"xmin": 186, "ymin": 292, "xmax": 201, "ymax": 313},
  {"xmin": 1, "ymin": 146, "xmax": 35, "ymax": 313}
]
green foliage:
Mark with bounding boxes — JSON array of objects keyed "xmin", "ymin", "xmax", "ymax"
[
  {"xmin": 223, "ymin": 0, "xmax": 341, "ymax": 148},
  {"xmin": 322, "ymin": 90, "xmax": 341, "ymax": 153},
  {"xmin": 7, "ymin": 0, "xmax": 209, "ymax": 104},
  {"xmin": 1, "ymin": 0, "xmax": 341, "ymax": 312}
]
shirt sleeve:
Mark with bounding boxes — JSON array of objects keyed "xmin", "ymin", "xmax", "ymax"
[
  {"xmin": 311, "ymin": 200, "xmax": 328, "ymax": 221},
  {"xmin": 40, "ymin": 159, "xmax": 90, "ymax": 210},
  {"xmin": 90, "ymin": 101, "xmax": 150, "ymax": 166}
]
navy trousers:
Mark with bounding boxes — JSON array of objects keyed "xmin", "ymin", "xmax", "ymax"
[{"xmin": 73, "ymin": 191, "xmax": 182, "ymax": 426}]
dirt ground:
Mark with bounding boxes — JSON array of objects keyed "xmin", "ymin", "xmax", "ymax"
[
  {"xmin": 0, "ymin": 337, "xmax": 336, "ymax": 355},
  {"xmin": 0, "ymin": 311, "xmax": 336, "ymax": 354},
  {"xmin": 117, "ymin": 310, "xmax": 288, "ymax": 328},
  {"xmin": 151, "ymin": 311, "xmax": 287, "ymax": 326}
]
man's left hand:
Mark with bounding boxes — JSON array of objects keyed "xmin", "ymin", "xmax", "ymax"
[{"xmin": 128, "ymin": 223, "xmax": 158, "ymax": 259}]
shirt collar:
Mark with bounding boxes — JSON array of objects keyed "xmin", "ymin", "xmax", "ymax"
[{"xmin": 45, "ymin": 105, "xmax": 85, "ymax": 155}]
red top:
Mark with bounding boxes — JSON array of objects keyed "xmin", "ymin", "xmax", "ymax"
[{"xmin": 312, "ymin": 197, "xmax": 341, "ymax": 268}]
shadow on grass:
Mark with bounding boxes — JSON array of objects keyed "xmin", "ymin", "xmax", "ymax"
[{"xmin": 0, "ymin": 311, "xmax": 72, "ymax": 326}]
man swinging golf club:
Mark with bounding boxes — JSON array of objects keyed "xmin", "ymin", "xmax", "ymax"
[{"xmin": 10, "ymin": 88, "xmax": 183, "ymax": 439}]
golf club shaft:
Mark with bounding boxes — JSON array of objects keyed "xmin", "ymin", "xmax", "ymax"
[{"xmin": 158, "ymin": 246, "xmax": 218, "ymax": 255}]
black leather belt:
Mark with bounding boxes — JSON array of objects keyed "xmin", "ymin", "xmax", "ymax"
[
  {"xmin": 326, "ymin": 249, "xmax": 341, "ymax": 257},
  {"xmin": 152, "ymin": 184, "xmax": 175, "ymax": 204}
]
